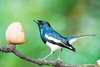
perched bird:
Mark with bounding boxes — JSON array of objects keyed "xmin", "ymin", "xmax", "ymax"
[{"xmin": 33, "ymin": 20, "xmax": 97, "ymax": 60}]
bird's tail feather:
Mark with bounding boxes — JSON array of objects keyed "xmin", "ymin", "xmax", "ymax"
[
  {"xmin": 73, "ymin": 34, "xmax": 97, "ymax": 38},
  {"xmin": 67, "ymin": 34, "xmax": 97, "ymax": 39},
  {"xmin": 66, "ymin": 34, "xmax": 97, "ymax": 44}
]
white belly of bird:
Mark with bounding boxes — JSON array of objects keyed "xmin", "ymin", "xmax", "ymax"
[{"xmin": 46, "ymin": 41, "xmax": 61, "ymax": 52}]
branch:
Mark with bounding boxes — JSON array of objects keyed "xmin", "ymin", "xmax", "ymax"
[{"xmin": 0, "ymin": 44, "xmax": 98, "ymax": 67}]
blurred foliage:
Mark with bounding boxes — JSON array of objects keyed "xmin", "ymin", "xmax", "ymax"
[{"xmin": 0, "ymin": 0, "xmax": 100, "ymax": 67}]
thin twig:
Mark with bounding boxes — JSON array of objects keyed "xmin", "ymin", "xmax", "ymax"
[{"xmin": 0, "ymin": 44, "xmax": 98, "ymax": 67}]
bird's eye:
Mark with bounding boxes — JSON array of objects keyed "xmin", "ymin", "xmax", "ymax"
[{"xmin": 38, "ymin": 20, "xmax": 44, "ymax": 24}]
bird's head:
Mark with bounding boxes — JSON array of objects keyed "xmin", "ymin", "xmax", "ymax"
[{"xmin": 33, "ymin": 20, "xmax": 51, "ymax": 29}]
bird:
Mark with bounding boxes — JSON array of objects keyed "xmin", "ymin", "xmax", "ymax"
[{"xmin": 33, "ymin": 20, "xmax": 97, "ymax": 60}]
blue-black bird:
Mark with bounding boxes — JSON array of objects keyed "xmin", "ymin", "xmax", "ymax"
[{"xmin": 33, "ymin": 20, "xmax": 97, "ymax": 60}]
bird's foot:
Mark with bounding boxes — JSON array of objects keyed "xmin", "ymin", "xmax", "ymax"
[
  {"xmin": 54, "ymin": 58, "xmax": 63, "ymax": 65},
  {"xmin": 56, "ymin": 58, "xmax": 62, "ymax": 61},
  {"xmin": 38, "ymin": 58, "xmax": 47, "ymax": 63}
]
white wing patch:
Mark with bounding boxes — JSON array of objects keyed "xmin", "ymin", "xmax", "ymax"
[
  {"xmin": 45, "ymin": 34, "xmax": 62, "ymax": 51},
  {"xmin": 45, "ymin": 34, "xmax": 61, "ymax": 43}
]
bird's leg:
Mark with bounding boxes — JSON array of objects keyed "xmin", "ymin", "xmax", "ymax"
[
  {"xmin": 57, "ymin": 48, "xmax": 63, "ymax": 61},
  {"xmin": 43, "ymin": 51, "xmax": 53, "ymax": 60}
]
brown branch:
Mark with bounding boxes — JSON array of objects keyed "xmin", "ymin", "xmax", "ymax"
[{"xmin": 0, "ymin": 44, "xmax": 98, "ymax": 67}]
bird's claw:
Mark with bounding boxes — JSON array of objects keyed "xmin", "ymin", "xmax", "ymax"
[
  {"xmin": 54, "ymin": 59, "xmax": 63, "ymax": 65},
  {"xmin": 38, "ymin": 58, "xmax": 47, "ymax": 63},
  {"xmin": 56, "ymin": 58, "xmax": 63, "ymax": 62}
]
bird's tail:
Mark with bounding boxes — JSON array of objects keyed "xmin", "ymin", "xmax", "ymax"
[
  {"xmin": 70, "ymin": 34, "xmax": 97, "ymax": 38},
  {"xmin": 66, "ymin": 34, "xmax": 97, "ymax": 44}
]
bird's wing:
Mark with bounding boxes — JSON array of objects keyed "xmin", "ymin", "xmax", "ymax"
[{"xmin": 45, "ymin": 32, "xmax": 76, "ymax": 52}]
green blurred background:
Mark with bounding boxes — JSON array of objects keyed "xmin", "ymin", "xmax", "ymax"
[{"xmin": 0, "ymin": 0, "xmax": 100, "ymax": 67}]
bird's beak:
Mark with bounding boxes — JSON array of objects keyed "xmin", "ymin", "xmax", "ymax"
[{"xmin": 33, "ymin": 20, "xmax": 39, "ymax": 24}]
